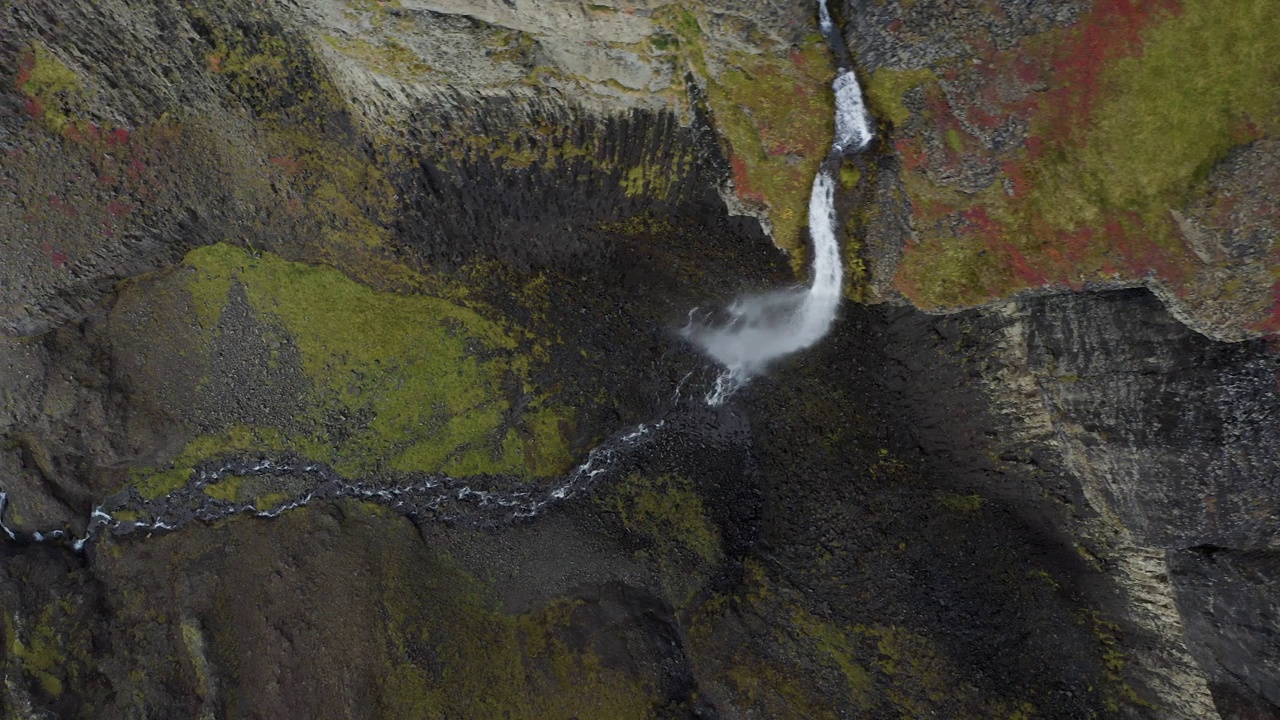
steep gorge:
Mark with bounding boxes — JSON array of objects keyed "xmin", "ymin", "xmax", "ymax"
[{"xmin": 1, "ymin": 0, "xmax": 1278, "ymax": 718}]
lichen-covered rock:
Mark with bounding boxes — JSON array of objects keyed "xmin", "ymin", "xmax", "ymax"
[{"xmin": 850, "ymin": 0, "xmax": 1280, "ymax": 342}]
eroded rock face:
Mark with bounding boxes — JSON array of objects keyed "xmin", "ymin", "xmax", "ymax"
[
  {"xmin": 917, "ymin": 288, "xmax": 1280, "ymax": 718},
  {"xmin": 2, "ymin": 0, "xmax": 1280, "ymax": 718},
  {"xmin": 1170, "ymin": 548, "xmax": 1280, "ymax": 714},
  {"xmin": 1022, "ymin": 290, "xmax": 1280, "ymax": 550}
]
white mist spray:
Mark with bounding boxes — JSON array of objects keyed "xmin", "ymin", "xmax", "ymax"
[{"xmin": 684, "ymin": 0, "xmax": 873, "ymax": 404}]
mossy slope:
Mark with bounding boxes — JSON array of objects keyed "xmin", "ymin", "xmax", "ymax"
[
  {"xmin": 65, "ymin": 502, "xmax": 671, "ymax": 719},
  {"xmin": 879, "ymin": 0, "xmax": 1280, "ymax": 331},
  {"xmin": 124, "ymin": 242, "xmax": 572, "ymax": 492}
]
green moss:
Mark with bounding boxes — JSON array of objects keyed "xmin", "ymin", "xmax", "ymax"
[
  {"xmin": 489, "ymin": 28, "xmax": 537, "ymax": 64},
  {"xmin": 864, "ymin": 67, "xmax": 935, "ymax": 127},
  {"xmin": 203, "ymin": 476, "xmax": 244, "ymax": 502},
  {"xmin": 893, "ymin": 0, "xmax": 1280, "ymax": 309},
  {"xmin": 199, "ymin": 15, "xmax": 420, "ymax": 289},
  {"xmin": 857, "ymin": 624, "xmax": 979, "ymax": 715},
  {"xmin": 111, "ymin": 508, "xmax": 142, "ymax": 523},
  {"xmin": 9, "ymin": 607, "xmax": 69, "ymax": 699},
  {"xmin": 940, "ymin": 493, "xmax": 984, "ymax": 512},
  {"xmin": 602, "ymin": 473, "xmax": 722, "ymax": 608},
  {"xmin": 621, "ymin": 162, "xmax": 675, "ymax": 199},
  {"xmin": 520, "ymin": 406, "xmax": 576, "ymax": 476},
  {"xmin": 183, "ymin": 243, "xmax": 572, "ymax": 478},
  {"xmin": 598, "ymin": 211, "xmax": 677, "ymax": 237},
  {"xmin": 18, "ymin": 41, "xmax": 83, "ymax": 132},
  {"xmin": 651, "ymin": 5, "xmax": 709, "ymax": 77},
  {"xmin": 253, "ymin": 492, "xmax": 290, "ymax": 511},
  {"xmin": 1060, "ymin": 0, "xmax": 1280, "ymax": 218},
  {"xmin": 790, "ymin": 608, "xmax": 873, "ymax": 705},
  {"xmin": 437, "ymin": 126, "xmax": 594, "ymax": 171},
  {"xmin": 375, "ymin": 535, "xmax": 659, "ymax": 718},
  {"xmin": 1080, "ymin": 610, "xmax": 1156, "ymax": 712},
  {"xmin": 895, "ymin": 234, "xmax": 1017, "ymax": 309},
  {"xmin": 649, "ymin": 34, "xmax": 678, "ymax": 51},
  {"xmin": 688, "ymin": 560, "xmax": 1047, "ymax": 718},
  {"xmin": 705, "ymin": 42, "xmax": 837, "ymax": 264},
  {"xmin": 130, "ymin": 468, "xmax": 191, "ymax": 500},
  {"xmin": 607, "ymin": 474, "xmax": 721, "ymax": 565},
  {"xmin": 839, "ymin": 163, "xmax": 875, "ymax": 302},
  {"xmin": 179, "ymin": 620, "xmax": 213, "ymax": 699},
  {"xmin": 321, "ymin": 35, "xmax": 434, "ymax": 81},
  {"xmin": 128, "ymin": 425, "xmax": 307, "ymax": 499}
]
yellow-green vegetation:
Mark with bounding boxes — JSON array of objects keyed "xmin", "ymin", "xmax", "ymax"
[
  {"xmin": 1080, "ymin": 610, "xmax": 1156, "ymax": 712},
  {"xmin": 179, "ymin": 619, "xmax": 214, "ymax": 701},
  {"xmin": 895, "ymin": 226, "xmax": 1020, "ymax": 308},
  {"xmin": 438, "ymin": 126, "xmax": 595, "ymax": 171},
  {"xmin": 687, "ymin": 560, "xmax": 1041, "ymax": 718},
  {"xmin": 490, "ymin": 28, "xmax": 537, "ymax": 64},
  {"xmin": 6, "ymin": 603, "xmax": 81, "ymax": 699},
  {"xmin": 17, "ymin": 41, "xmax": 84, "ymax": 132},
  {"xmin": 1041, "ymin": 0, "xmax": 1280, "ymax": 227},
  {"xmin": 891, "ymin": 168, "xmax": 1024, "ymax": 308},
  {"xmin": 253, "ymin": 492, "xmax": 291, "ymax": 511},
  {"xmin": 431, "ymin": 124, "xmax": 691, "ymax": 205},
  {"xmin": 705, "ymin": 42, "xmax": 837, "ymax": 266},
  {"xmin": 650, "ymin": 5, "xmax": 708, "ymax": 76},
  {"xmin": 621, "ymin": 161, "xmax": 681, "ymax": 199},
  {"xmin": 129, "ymin": 467, "xmax": 192, "ymax": 500},
  {"xmin": 686, "ymin": 561, "xmax": 868, "ymax": 719},
  {"xmin": 856, "ymin": 624, "xmax": 972, "ymax": 715},
  {"xmin": 890, "ymin": 0, "xmax": 1280, "ymax": 309},
  {"xmin": 790, "ymin": 607, "xmax": 873, "ymax": 707},
  {"xmin": 184, "ymin": 243, "xmax": 572, "ymax": 478},
  {"xmin": 598, "ymin": 211, "xmax": 677, "ymax": 237},
  {"xmin": 321, "ymin": 35, "xmax": 433, "ymax": 81},
  {"xmin": 377, "ymin": 542, "xmax": 658, "ymax": 718},
  {"xmin": 839, "ymin": 164, "xmax": 871, "ymax": 301},
  {"xmin": 603, "ymin": 474, "xmax": 722, "ymax": 608},
  {"xmin": 129, "ymin": 426, "xmax": 302, "ymax": 500},
  {"xmin": 203, "ymin": 475, "xmax": 245, "ymax": 502},
  {"xmin": 607, "ymin": 474, "xmax": 720, "ymax": 564},
  {"xmin": 940, "ymin": 493, "xmax": 985, "ymax": 512},
  {"xmin": 864, "ymin": 67, "xmax": 934, "ymax": 127},
  {"xmin": 198, "ymin": 14, "xmax": 421, "ymax": 290}
]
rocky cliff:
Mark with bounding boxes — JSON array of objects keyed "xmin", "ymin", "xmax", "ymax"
[{"xmin": 1, "ymin": 0, "xmax": 1277, "ymax": 718}]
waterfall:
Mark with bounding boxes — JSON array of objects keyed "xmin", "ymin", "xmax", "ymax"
[
  {"xmin": 0, "ymin": 0, "xmax": 871, "ymax": 549},
  {"xmin": 683, "ymin": 0, "xmax": 874, "ymax": 405}
]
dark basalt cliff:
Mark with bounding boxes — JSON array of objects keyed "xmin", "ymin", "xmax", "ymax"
[{"xmin": 1, "ymin": 0, "xmax": 1278, "ymax": 718}]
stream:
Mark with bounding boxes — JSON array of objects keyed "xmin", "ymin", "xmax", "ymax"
[{"xmin": 0, "ymin": 0, "xmax": 874, "ymax": 552}]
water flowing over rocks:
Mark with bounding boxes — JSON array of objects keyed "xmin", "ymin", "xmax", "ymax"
[{"xmin": 2, "ymin": 0, "xmax": 1279, "ymax": 718}]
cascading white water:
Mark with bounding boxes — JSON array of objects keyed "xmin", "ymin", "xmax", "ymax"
[
  {"xmin": 684, "ymin": 0, "xmax": 874, "ymax": 405},
  {"xmin": 0, "ymin": 0, "xmax": 871, "ymax": 549}
]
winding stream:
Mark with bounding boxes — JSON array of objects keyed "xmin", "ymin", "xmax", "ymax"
[
  {"xmin": 0, "ymin": 420, "xmax": 667, "ymax": 550},
  {"xmin": 0, "ymin": 0, "xmax": 872, "ymax": 551}
]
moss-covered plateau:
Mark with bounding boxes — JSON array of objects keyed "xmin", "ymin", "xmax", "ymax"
[
  {"xmin": 878, "ymin": 0, "xmax": 1280, "ymax": 324},
  {"xmin": 125, "ymin": 243, "xmax": 573, "ymax": 498}
]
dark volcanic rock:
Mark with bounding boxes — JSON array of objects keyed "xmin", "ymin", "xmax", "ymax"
[
  {"xmin": 3, "ymin": 0, "xmax": 1280, "ymax": 718},
  {"xmin": 1171, "ymin": 547, "xmax": 1280, "ymax": 717},
  {"xmin": 1023, "ymin": 289, "xmax": 1280, "ymax": 551}
]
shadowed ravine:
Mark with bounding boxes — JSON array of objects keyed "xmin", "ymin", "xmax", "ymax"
[{"xmin": 2, "ymin": 0, "xmax": 871, "ymax": 550}]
